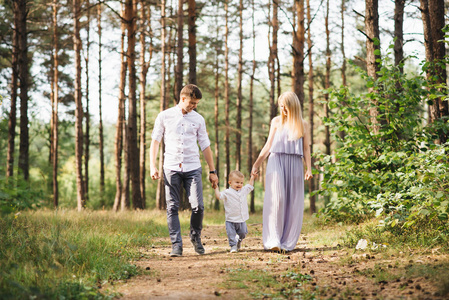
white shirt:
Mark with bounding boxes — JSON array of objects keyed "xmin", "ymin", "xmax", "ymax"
[
  {"xmin": 151, "ymin": 105, "xmax": 211, "ymax": 172},
  {"xmin": 220, "ymin": 184, "xmax": 254, "ymax": 223}
]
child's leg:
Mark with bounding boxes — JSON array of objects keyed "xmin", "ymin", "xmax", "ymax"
[
  {"xmin": 225, "ymin": 221, "xmax": 238, "ymax": 247},
  {"xmin": 235, "ymin": 222, "xmax": 248, "ymax": 240}
]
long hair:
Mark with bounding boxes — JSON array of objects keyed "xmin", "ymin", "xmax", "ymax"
[{"xmin": 278, "ymin": 91, "xmax": 304, "ymax": 140}]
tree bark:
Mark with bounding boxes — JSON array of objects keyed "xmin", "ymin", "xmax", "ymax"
[
  {"xmin": 214, "ymin": 2, "xmax": 220, "ymax": 211},
  {"xmin": 121, "ymin": 117, "xmax": 130, "ymax": 211},
  {"xmin": 324, "ymin": 0, "xmax": 331, "ymax": 156},
  {"xmin": 292, "ymin": 0, "xmax": 305, "ymax": 109},
  {"xmin": 175, "ymin": 0, "xmax": 183, "ymax": 103},
  {"xmin": 306, "ymin": 0, "xmax": 316, "ymax": 214},
  {"xmin": 7, "ymin": 1, "xmax": 19, "ymax": 178},
  {"xmin": 224, "ymin": 0, "xmax": 230, "ymax": 188},
  {"xmin": 98, "ymin": 0, "xmax": 105, "ymax": 203},
  {"xmin": 84, "ymin": 0, "xmax": 91, "ymax": 202},
  {"xmin": 188, "ymin": 0, "xmax": 196, "ymax": 84},
  {"xmin": 341, "ymin": 0, "xmax": 347, "ymax": 86},
  {"xmin": 52, "ymin": 0, "xmax": 59, "ymax": 208},
  {"xmin": 126, "ymin": 0, "xmax": 143, "ymax": 209},
  {"xmin": 268, "ymin": 0, "xmax": 278, "ymax": 120},
  {"xmin": 113, "ymin": 1, "xmax": 127, "ymax": 212},
  {"xmin": 235, "ymin": 0, "xmax": 243, "ymax": 171},
  {"xmin": 17, "ymin": 0, "xmax": 29, "ymax": 181},
  {"xmin": 365, "ymin": 0, "xmax": 381, "ymax": 133},
  {"xmin": 394, "ymin": 0, "xmax": 405, "ymax": 73},
  {"xmin": 248, "ymin": 0, "xmax": 256, "ymax": 213}
]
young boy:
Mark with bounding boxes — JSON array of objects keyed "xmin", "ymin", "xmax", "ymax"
[{"xmin": 214, "ymin": 170, "xmax": 255, "ymax": 253}]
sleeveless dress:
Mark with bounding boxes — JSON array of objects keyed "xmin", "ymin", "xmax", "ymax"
[{"xmin": 263, "ymin": 127, "xmax": 304, "ymax": 251}]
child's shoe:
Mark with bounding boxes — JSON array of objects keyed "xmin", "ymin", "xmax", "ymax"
[{"xmin": 230, "ymin": 245, "xmax": 238, "ymax": 253}]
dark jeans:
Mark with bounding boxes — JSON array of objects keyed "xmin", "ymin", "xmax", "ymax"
[{"xmin": 164, "ymin": 168, "xmax": 204, "ymax": 248}]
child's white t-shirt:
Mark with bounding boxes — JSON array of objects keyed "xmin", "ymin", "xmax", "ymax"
[{"xmin": 219, "ymin": 184, "xmax": 254, "ymax": 222}]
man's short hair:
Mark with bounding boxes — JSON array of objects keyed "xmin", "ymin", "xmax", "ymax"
[{"xmin": 180, "ymin": 84, "xmax": 202, "ymax": 100}]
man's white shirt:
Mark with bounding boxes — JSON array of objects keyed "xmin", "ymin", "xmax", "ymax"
[
  {"xmin": 151, "ymin": 105, "xmax": 210, "ymax": 172},
  {"xmin": 219, "ymin": 184, "xmax": 254, "ymax": 223}
]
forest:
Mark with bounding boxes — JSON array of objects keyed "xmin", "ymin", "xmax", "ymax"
[{"xmin": 1, "ymin": 0, "xmax": 448, "ymax": 299}]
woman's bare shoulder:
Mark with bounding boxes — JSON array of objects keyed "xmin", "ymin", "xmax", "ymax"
[{"xmin": 271, "ymin": 116, "xmax": 281, "ymax": 126}]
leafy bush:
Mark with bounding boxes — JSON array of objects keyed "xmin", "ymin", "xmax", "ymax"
[
  {"xmin": 317, "ymin": 56, "xmax": 449, "ymax": 235},
  {"xmin": 0, "ymin": 176, "xmax": 42, "ymax": 214}
]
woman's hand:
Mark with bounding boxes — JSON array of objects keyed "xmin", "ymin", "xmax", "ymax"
[
  {"xmin": 304, "ymin": 169, "xmax": 313, "ymax": 181},
  {"xmin": 251, "ymin": 164, "xmax": 260, "ymax": 177}
]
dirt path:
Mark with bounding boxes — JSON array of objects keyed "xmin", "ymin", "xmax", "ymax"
[{"xmin": 115, "ymin": 224, "xmax": 447, "ymax": 299}]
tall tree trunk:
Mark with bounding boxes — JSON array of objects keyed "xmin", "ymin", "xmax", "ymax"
[
  {"xmin": 7, "ymin": 2, "xmax": 19, "ymax": 178},
  {"xmin": 394, "ymin": 0, "xmax": 405, "ymax": 73},
  {"xmin": 74, "ymin": 0, "xmax": 85, "ymax": 210},
  {"xmin": 84, "ymin": 0, "xmax": 91, "ymax": 202},
  {"xmin": 324, "ymin": 0, "xmax": 331, "ymax": 156},
  {"xmin": 52, "ymin": 0, "xmax": 59, "ymax": 208},
  {"xmin": 139, "ymin": 0, "xmax": 152, "ymax": 209},
  {"xmin": 428, "ymin": 0, "xmax": 448, "ymax": 130},
  {"xmin": 292, "ymin": 0, "xmax": 305, "ymax": 109},
  {"xmin": 126, "ymin": 0, "xmax": 143, "ymax": 209},
  {"xmin": 18, "ymin": 0, "xmax": 29, "ymax": 181},
  {"xmin": 224, "ymin": 0, "xmax": 230, "ymax": 188},
  {"xmin": 175, "ymin": 0, "xmax": 183, "ymax": 103},
  {"xmin": 113, "ymin": 1, "xmax": 127, "ymax": 212},
  {"xmin": 268, "ymin": 0, "xmax": 278, "ymax": 120},
  {"xmin": 157, "ymin": 0, "xmax": 167, "ymax": 210},
  {"xmin": 235, "ymin": 0, "xmax": 243, "ymax": 171},
  {"xmin": 248, "ymin": 0, "xmax": 256, "ymax": 213},
  {"xmin": 341, "ymin": 0, "xmax": 347, "ymax": 86},
  {"xmin": 365, "ymin": 0, "xmax": 381, "ymax": 133},
  {"xmin": 213, "ymin": 1, "xmax": 220, "ymax": 211},
  {"xmin": 121, "ymin": 117, "xmax": 130, "ymax": 210},
  {"xmin": 188, "ymin": 0, "xmax": 196, "ymax": 84},
  {"xmin": 98, "ymin": 0, "xmax": 105, "ymax": 203},
  {"xmin": 306, "ymin": 0, "xmax": 316, "ymax": 214}
]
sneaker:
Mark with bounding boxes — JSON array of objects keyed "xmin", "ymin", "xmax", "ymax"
[
  {"xmin": 169, "ymin": 246, "xmax": 183, "ymax": 257},
  {"xmin": 237, "ymin": 239, "xmax": 242, "ymax": 251},
  {"xmin": 230, "ymin": 245, "xmax": 238, "ymax": 253},
  {"xmin": 190, "ymin": 235, "xmax": 205, "ymax": 255}
]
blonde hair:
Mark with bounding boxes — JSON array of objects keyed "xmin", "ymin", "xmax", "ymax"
[
  {"xmin": 278, "ymin": 91, "xmax": 304, "ymax": 140},
  {"xmin": 229, "ymin": 170, "xmax": 244, "ymax": 181}
]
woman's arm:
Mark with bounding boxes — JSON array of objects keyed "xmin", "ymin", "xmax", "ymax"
[
  {"xmin": 251, "ymin": 117, "xmax": 280, "ymax": 176},
  {"xmin": 302, "ymin": 121, "xmax": 313, "ymax": 180}
]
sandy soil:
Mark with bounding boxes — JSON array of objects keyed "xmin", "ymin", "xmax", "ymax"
[{"xmin": 114, "ymin": 223, "xmax": 447, "ymax": 299}]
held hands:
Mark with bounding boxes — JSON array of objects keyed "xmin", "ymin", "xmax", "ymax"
[
  {"xmin": 251, "ymin": 164, "xmax": 260, "ymax": 177},
  {"xmin": 305, "ymin": 169, "xmax": 313, "ymax": 181},
  {"xmin": 209, "ymin": 173, "xmax": 219, "ymax": 189},
  {"xmin": 150, "ymin": 166, "xmax": 160, "ymax": 180}
]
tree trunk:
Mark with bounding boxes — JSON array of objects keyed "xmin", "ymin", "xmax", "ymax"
[
  {"xmin": 113, "ymin": 1, "xmax": 127, "ymax": 212},
  {"xmin": 126, "ymin": 0, "xmax": 142, "ymax": 209},
  {"xmin": 18, "ymin": 0, "xmax": 29, "ymax": 181},
  {"xmin": 224, "ymin": 0, "xmax": 230, "ymax": 188},
  {"xmin": 188, "ymin": 0, "xmax": 196, "ymax": 84},
  {"xmin": 84, "ymin": 0, "xmax": 91, "ymax": 202},
  {"xmin": 98, "ymin": 0, "xmax": 105, "ymax": 203},
  {"xmin": 341, "ymin": 0, "xmax": 347, "ymax": 86},
  {"xmin": 292, "ymin": 0, "xmax": 305, "ymax": 109},
  {"xmin": 7, "ymin": 1, "xmax": 19, "ymax": 178},
  {"xmin": 365, "ymin": 0, "xmax": 381, "ymax": 133},
  {"xmin": 214, "ymin": 2, "xmax": 220, "ymax": 211},
  {"xmin": 324, "ymin": 0, "xmax": 331, "ymax": 156},
  {"xmin": 394, "ymin": 0, "xmax": 405, "ymax": 73},
  {"xmin": 139, "ymin": 0, "xmax": 152, "ymax": 209},
  {"xmin": 268, "ymin": 0, "xmax": 278, "ymax": 120},
  {"xmin": 157, "ymin": 0, "xmax": 167, "ymax": 210},
  {"xmin": 235, "ymin": 0, "xmax": 243, "ymax": 171},
  {"xmin": 175, "ymin": 0, "xmax": 183, "ymax": 103},
  {"xmin": 121, "ymin": 118, "xmax": 130, "ymax": 211},
  {"xmin": 428, "ymin": 0, "xmax": 448, "ymax": 130},
  {"xmin": 74, "ymin": 0, "xmax": 85, "ymax": 211},
  {"xmin": 248, "ymin": 0, "xmax": 256, "ymax": 213},
  {"xmin": 306, "ymin": 0, "xmax": 316, "ymax": 214},
  {"xmin": 52, "ymin": 0, "xmax": 59, "ymax": 208}
]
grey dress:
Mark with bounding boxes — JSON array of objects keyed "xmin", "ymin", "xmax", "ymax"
[{"xmin": 263, "ymin": 127, "xmax": 304, "ymax": 251}]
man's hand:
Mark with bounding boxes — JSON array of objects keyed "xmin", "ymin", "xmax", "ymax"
[
  {"xmin": 150, "ymin": 166, "xmax": 160, "ymax": 180},
  {"xmin": 209, "ymin": 173, "xmax": 218, "ymax": 189}
]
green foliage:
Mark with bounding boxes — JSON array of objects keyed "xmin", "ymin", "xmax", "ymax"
[
  {"xmin": 0, "ymin": 176, "xmax": 42, "ymax": 214},
  {"xmin": 317, "ymin": 57, "xmax": 449, "ymax": 236}
]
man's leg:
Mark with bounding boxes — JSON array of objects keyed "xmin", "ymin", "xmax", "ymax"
[
  {"xmin": 164, "ymin": 169, "xmax": 183, "ymax": 255},
  {"xmin": 183, "ymin": 168, "xmax": 205, "ymax": 254}
]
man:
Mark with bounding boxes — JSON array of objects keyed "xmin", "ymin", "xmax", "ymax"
[{"xmin": 149, "ymin": 84, "xmax": 219, "ymax": 257}]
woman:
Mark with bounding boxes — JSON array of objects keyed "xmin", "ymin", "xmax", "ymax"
[{"xmin": 251, "ymin": 91, "xmax": 313, "ymax": 252}]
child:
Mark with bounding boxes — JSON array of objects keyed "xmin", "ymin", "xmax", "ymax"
[{"xmin": 214, "ymin": 170, "xmax": 256, "ymax": 253}]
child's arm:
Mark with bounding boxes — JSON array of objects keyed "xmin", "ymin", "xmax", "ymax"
[
  {"xmin": 249, "ymin": 174, "xmax": 256, "ymax": 187},
  {"xmin": 214, "ymin": 186, "xmax": 221, "ymax": 200}
]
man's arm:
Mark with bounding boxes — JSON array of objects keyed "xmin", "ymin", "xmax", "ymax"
[
  {"xmin": 149, "ymin": 139, "xmax": 160, "ymax": 180},
  {"xmin": 202, "ymin": 146, "xmax": 218, "ymax": 188}
]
